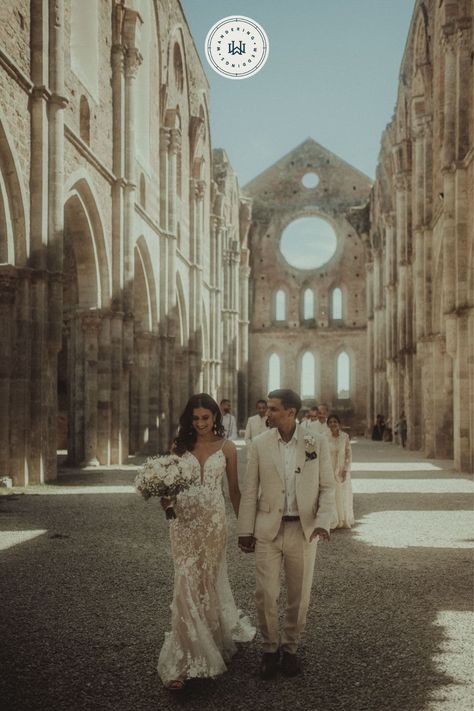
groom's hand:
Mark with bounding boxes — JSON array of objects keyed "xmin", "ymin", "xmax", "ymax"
[
  {"xmin": 238, "ymin": 535, "xmax": 256, "ymax": 553},
  {"xmin": 310, "ymin": 527, "xmax": 330, "ymax": 542}
]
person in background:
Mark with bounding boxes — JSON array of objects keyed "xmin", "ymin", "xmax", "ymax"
[
  {"xmin": 312, "ymin": 404, "xmax": 330, "ymax": 435},
  {"xmin": 300, "ymin": 406, "xmax": 319, "ymax": 430},
  {"xmin": 396, "ymin": 412, "xmax": 408, "ymax": 448},
  {"xmin": 244, "ymin": 399, "xmax": 268, "ymax": 445},
  {"xmin": 220, "ymin": 399, "xmax": 238, "ymax": 440},
  {"xmin": 326, "ymin": 413, "xmax": 354, "ymax": 529},
  {"xmin": 371, "ymin": 414, "xmax": 385, "ymax": 441}
]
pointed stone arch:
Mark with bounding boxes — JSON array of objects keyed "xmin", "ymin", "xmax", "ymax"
[
  {"xmin": 64, "ymin": 172, "xmax": 111, "ymax": 308},
  {"xmin": 134, "ymin": 236, "xmax": 157, "ymax": 333},
  {"xmin": 0, "ymin": 111, "xmax": 28, "ymax": 265},
  {"xmin": 175, "ymin": 271, "xmax": 188, "ymax": 347}
]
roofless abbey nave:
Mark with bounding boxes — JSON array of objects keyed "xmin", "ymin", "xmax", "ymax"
[{"xmin": 0, "ymin": 0, "xmax": 473, "ymax": 486}]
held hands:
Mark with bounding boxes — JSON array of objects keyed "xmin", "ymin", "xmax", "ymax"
[
  {"xmin": 310, "ymin": 527, "xmax": 330, "ymax": 542},
  {"xmin": 238, "ymin": 535, "xmax": 256, "ymax": 553},
  {"xmin": 160, "ymin": 496, "xmax": 173, "ymax": 511}
]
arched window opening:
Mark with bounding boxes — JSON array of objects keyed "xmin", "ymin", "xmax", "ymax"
[
  {"xmin": 275, "ymin": 290, "xmax": 286, "ymax": 321},
  {"xmin": 79, "ymin": 96, "xmax": 90, "ymax": 144},
  {"xmin": 173, "ymin": 43, "xmax": 184, "ymax": 92},
  {"xmin": 331, "ymin": 287, "xmax": 343, "ymax": 320},
  {"xmin": 139, "ymin": 173, "xmax": 146, "ymax": 209},
  {"xmin": 300, "ymin": 352, "xmax": 315, "ymax": 398},
  {"xmin": 303, "ymin": 288, "xmax": 314, "ymax": 320},
  {"xmin": 268, "ymin": 353, "xmax": 281, "ymax": 392},
  {"xmin": 337, "ymin": 351, "xmax": 350, "ymax": 399}
]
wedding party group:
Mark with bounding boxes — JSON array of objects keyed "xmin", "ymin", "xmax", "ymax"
[{"xmin": 137, "ymin": 389, "xmax": 355, "ymax": 691}]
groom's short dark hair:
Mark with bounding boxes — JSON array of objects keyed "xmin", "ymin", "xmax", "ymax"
[{"xmin": 267, "ymin": 389, "xmax": 302, "ymax": 414}]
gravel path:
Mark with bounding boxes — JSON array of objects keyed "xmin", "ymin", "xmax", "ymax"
[{"xmin": 0, "ymin": 440, "xmax": 473, "ymax": 711}]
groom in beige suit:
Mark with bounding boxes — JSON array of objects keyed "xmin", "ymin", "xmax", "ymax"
[{"xmin": 238, "ymin": 389, "xmax": 335, "ymax": 679}]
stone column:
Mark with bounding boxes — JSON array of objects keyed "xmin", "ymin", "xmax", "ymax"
[
  {"xmin": 148, "ymin": 334, "xmax": 160, "ymax": 453},
  {"xmin": 0, "ymin": 270, "xmax": 17, "ymax": 481},
  {"xmin": 110, "ymin": 312, "xmax": 124, "ymax": 462},
  {"xmin": 9, "ymin": 270, "xmax": 31, "ymax": 485},
  {"xmin": 30, "ymin": 0, "xmax": 49, "ymax": 270},
  {"xmin": 97, "ymin": 313, "xmax": 112, "ymax": 464},
  {"xmin": 366, "ymin": 260, "xmax": 374, "ymax": 435},
  {"xmin": 441, "ymin": 28, "xmax": 456, "ymax": 317},
  {"xmin": 82, "ymin": 312, "xmax": 101, "ymax": 466},
  {"xmin": 137, "ymin": 332, "xmax": 152, "ymax": 453},
  {"xmin": 160, "ymin": 128, "xmax": 169, "ymax": 231},
  {"xmin": 111, "ymin": 4, "xmax": 125, "ymax": 307}
]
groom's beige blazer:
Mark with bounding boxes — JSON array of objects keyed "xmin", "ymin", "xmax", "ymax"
[{"xmin": 238, "ymin": 424, "xmax": 335, "ymax": 542}]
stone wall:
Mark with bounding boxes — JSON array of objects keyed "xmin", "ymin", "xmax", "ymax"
[
  {"xmin": 0, "ymin": 0, "xmax": 249, "ymax": 484},
  {"xmin": 244, "ymin": 138, "xmax": 372, "ymax": 433},
  {"xmin": 368, "ymin": 0, "xmax": 474, "ymax": 472}
]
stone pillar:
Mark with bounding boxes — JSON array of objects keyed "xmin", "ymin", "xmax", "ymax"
[
  {"xmin": 110, "ymin": 312, "xmax": 124, "ymax": 463},
  {"xmin": 0, "ymin": 269, "xmax": 17, "ymax": 481},
  {"xmin": 135, "ymin": 332, "xmax": 152, "ymax": 454},
  {"xmin": 9, "ymin": 271, "xmax": 31, "ymax": 485},
  {"xmin": 111, "ymin": 4, "xmax": 125, "ymax": 307},
  {"xmin": 366, "ymin": 260, "xmax": 374, "ymax": 435},
  {"xmin": 159, "ymin": 128, "xmax": 169, "ymax": 231},
  {"xmin": 168, "ymin": 129, "xmax": 180, "ymax": 236},
  {"xmin": 82, "ymin": 312, "xmax": 100, "ymax": 466},
  {"xmin": 148, "ymin": 334, "xmax": 160, "ymax": 452},
  {"xmin": 97, "ymin": 314, "xmax": 111, "ymax": 464},
  {"xmin": 442, "ymin": 28, "xmax": 456, "ymax": 317}
]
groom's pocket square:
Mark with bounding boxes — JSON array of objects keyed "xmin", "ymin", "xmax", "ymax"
[{"xmin": 305, "ymin": 452, "xmax": 317, "ymax": 461}]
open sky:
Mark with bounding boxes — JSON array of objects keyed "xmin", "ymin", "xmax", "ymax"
[{"xmin": 180, "ymin": 0, "xmax": 416, "ymax": 186}]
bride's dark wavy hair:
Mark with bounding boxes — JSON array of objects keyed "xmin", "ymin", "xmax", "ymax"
[{"xmin": 173, "ymin": 393, "xmax": 225, "ymax": 455}]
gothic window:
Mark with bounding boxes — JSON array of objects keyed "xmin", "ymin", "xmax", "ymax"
[
  {"xmin": 139, "ymin": 173, "xmax": 146, "ymax": 209},
  {"xmin": 275, "ymin": 290, "xmax": 286, "ymax": 321},
  {"xmin": 300, "ymin": 352, "xmax": 315, "ymax": 398},
  {"xmin": 337, "ymin": 351, "xmax": 350, "ymax": 399},
  {"xmin": 173, "ymin": 43, "xmax": 184, "ymax": 92},
  {"xmin": 331, "ymin": 287, "xmax": 343, "ymax": 320},
  {"xmin": 303, "ymin": 288, "xmax": 314, "ymax": 320},
  {"xmin": 268, "ymin": 353, "xmax": 281, "ymax": 391},
  {"xmin": 79, "ymin": 96, "xmax": 90, "ymax": 144},
  {"xmin": 71, "ymin": 0, "xmax": 99, "ymax": 99},
  {"xmin": 280, "ymin": 216, "xmax": 337, "ymax": 269}
]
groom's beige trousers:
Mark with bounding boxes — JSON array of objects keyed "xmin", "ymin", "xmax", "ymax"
[{"xmin": 255, "ymin": 519, "xmax": 317, "ymax": 654}]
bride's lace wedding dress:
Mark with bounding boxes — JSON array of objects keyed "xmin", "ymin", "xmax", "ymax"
[{"xmin": 157, "ymin": 447, "xmax": 255, "ymax": 685}]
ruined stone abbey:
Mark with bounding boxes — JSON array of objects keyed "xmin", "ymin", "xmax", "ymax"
[{"xmin": 0, "ymin": 0, "xmax": 473, "ymax": 484}]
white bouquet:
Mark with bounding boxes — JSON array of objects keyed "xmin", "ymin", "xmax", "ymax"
[{"xmin": 134, "ymin": 454, "xmax": 194, "ymax": 519}]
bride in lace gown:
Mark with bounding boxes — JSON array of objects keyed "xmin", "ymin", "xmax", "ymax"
[{"xmin": 157, "ymin": 393, "xmax": 255, "ymax": 689}]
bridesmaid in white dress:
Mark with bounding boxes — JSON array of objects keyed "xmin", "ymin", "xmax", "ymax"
[
  {"xmin": 158, "ymin": 393, "xmax": 255, "ymax": 690},
  {"xmin": 326, "ymin": 414, "xmax": 355, "ymax": 529}
]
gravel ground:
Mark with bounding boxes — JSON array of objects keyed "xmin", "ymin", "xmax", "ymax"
[{"xmin": 0, "ymin": 440, "xmax": 473, "ymax": 711}]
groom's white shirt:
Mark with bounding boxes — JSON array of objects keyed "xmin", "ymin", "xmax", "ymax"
[{"xmin": 238, "ymin": 423, "xmax": 335, "ymax": 542}]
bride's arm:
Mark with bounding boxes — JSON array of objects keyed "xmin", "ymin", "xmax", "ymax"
[{"xmin": 223, "ymin": 441, "xmax": 240, "ymax": 517}]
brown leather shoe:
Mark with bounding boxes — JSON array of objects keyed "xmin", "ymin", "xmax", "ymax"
[
  {"xmin": 260, "ymin": 651, "xmax": 279, "ymax": 679},
  {"xmin": 281, "ymin": 651, "xmax": 301, "ymax": 676}
]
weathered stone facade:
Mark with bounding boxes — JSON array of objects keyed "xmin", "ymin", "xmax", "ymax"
[
  {"xmin": 367, "ymin": 0, "xmax": 474, "ymax": 472},
  {"xmin": 244, "ymin": 139, "xmax": 372, "ymax": 433},
  {"xmin": 0, "ymin": 0, "xmax": 250, "ymax": 484}
]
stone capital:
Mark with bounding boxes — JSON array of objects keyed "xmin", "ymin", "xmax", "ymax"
[
  {"xmin": 124, "ymin": 47, "xmax": 142, "ymax": 78},
  {"xmin": 194, "ymin": 179, "xmax": 206, "ymax": 201},
  {"xmin": 169, "ymin": 128, "xmax": 181, "ymax": 155}
]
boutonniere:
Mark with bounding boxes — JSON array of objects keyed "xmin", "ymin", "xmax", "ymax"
[{"xmin": 303, "ymin": 434, "xmax": 318, "ymax": 461}]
